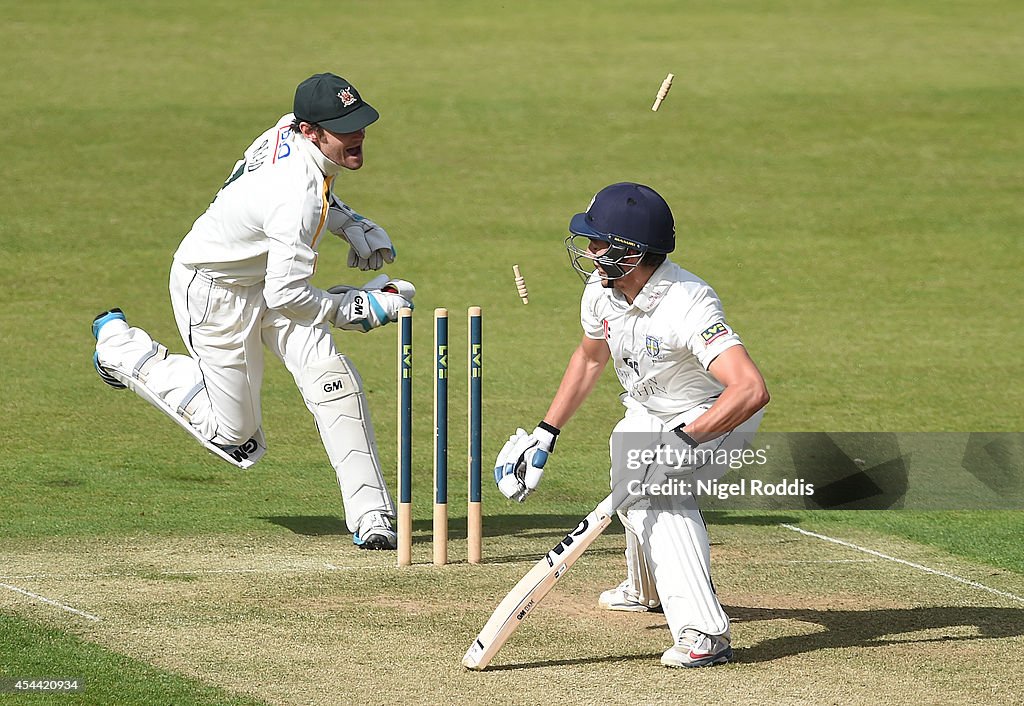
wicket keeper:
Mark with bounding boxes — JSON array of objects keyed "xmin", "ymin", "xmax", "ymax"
[{"xmin": 92, "ymin": 73, "xmax": 411, "ymax": 550}]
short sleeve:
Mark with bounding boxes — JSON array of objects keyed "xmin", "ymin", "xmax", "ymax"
[
  {"xmin": 683, "ymin": 286, "xmax": 742, "ymax": 369},
  {"xmin": 580, "ymin": 280, "xmax": 605, "ymax": 340}
]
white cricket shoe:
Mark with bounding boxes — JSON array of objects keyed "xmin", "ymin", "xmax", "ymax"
[
  {"xmin": 353, "ymin": 511, "xmax": 397, "ymax": 550},
  {"xmin": 598, "ymin": 579, "xmax": 662, "ymax": 613},
  {"xmin": 91, "ymin": 308, "xmax": 128, "ymax": 389},
  {"xmin": 661, "ymin": 628, "xmax": 733, "ymax": 668}
]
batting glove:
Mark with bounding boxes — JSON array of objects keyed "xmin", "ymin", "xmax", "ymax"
[
  {"xmin": 494, "ymin": 422, "xmax": 559, "ymax": 502},
  {"xmin": 326, "ymin": 195, "xmax": 396, "ymax": 271},
  {"xmin": 643, "ymin": 427, "xmax": 702, "ymax": 485}
]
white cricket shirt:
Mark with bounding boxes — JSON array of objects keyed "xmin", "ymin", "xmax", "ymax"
[
  {"xmin": 581, "ymin": 259, "xmax": 743, "ymax": 428},
  {"xmin": 173, "ymin": 113, "xmax": 342, "ymax": 327}
]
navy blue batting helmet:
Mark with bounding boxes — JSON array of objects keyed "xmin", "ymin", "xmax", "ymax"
[
  {"xmin": 569, "ymin": 182, "xmax": 675, "ymax": 254},
  {"xmin": 566, "ymin": 183, "xmax": 675, "ymax": 282}
]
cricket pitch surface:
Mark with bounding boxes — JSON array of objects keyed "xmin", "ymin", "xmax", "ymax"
[{"xmin": 3, "ymin": 521, "xmax": 1023, "ymax": 705}]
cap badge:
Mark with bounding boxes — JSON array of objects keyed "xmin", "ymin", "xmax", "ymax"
[{"xmin": 337, "ymin": 88, "xmax": 357, "ymax": 107}]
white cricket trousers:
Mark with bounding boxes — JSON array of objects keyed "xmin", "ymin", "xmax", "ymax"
[
  {"xmin": 95, "ymin": 261, "xmax": 394, "ymax": 532},
  {"xmin": 612, "ymin": 401, "xmax": 764, "ymax": 640}
]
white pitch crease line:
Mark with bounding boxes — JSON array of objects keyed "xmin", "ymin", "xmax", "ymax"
[
  {"xmin": 0, "ymin": 573, "xmax": 121, "ymax": 580},
  {"xmin": 156, "ymin": 565, "xmax": 369, "ymax": 575},
  {"xmin": 0, "ymin": 564, "xmax": 374, "ymax": 581},
  {"xmin": 0, "ymin": 582, "xmax": 101, "ymax": 621},
  {"xmin": 780, "ymin": 524, "xmax": 1024, "ymax": 604},
  {"xmin": 160, "ymin": 568, "xmax": 266, "ymax": 575},
  {"xmin": 773, "ymin": 559, "xmax": 879, "ymax": 564}
]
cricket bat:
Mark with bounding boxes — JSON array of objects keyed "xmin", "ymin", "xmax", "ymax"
[{"xmin": 462, "ymin": 494, "xmax": 614, "ymax": 670}]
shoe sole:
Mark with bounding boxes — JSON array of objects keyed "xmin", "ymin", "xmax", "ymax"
[
  {"xmin": 93, "ymin": 352, "xmax": 127, "ymax": 389},
  {"xmin": 598, "ymin": 600, "xmax": 662, "ymax": 613},
  {"xmin": 92, "ymin": 309, "xmax": 128, "ymax": 389},
  {"xmin": 353, "ymin": 532, "xmax": 397, "ymax": 550},
  {"xmin": 661, "ymin": 646, "xmax": 733, "ymax": 668}
]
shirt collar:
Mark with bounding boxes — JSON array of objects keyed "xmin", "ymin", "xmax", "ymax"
[
  {"xmin": 294, "ymin": 130, "xmax": 343, "ymax": 177},
  {"xmin": 629, "ymin": 259, "xmax": 674, "ymax": 312}
]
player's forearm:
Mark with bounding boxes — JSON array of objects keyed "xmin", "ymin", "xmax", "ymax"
[
  {"xmin": 542, "ymin": 345, "xmax": 608, "ymax": 429},
  {"xmin": 682, "ymin": 379, "xmax": 769, "ymax": 442},
  {"xmin": 263, "ymin": 235, "xmax": 335, "ymax": 325},
  {"xmin": 263, "ymin": 277, "xmax": 335, "ymax": 326}
]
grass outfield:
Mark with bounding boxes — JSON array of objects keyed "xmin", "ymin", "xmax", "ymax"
[
  {"xmin": 1, "ymin": 0, "xmax": 1022, "ymax": 703},
  {"xmin": 0, "ymin": 614, "xmax": 264, "ymax": 706}
]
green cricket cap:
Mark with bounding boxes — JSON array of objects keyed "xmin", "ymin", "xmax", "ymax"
[{"xmin": 293, "ymin": 73, "xmax": 379, "ymax": 133}]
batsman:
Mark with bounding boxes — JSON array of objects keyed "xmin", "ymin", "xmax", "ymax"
[
  {"xmin": 495, "ymin": 182, "xmax": 769, "ymax": 667},
  {"xmin": 91, "ymin": 73, "xmax": 411, "ymax": 550}
]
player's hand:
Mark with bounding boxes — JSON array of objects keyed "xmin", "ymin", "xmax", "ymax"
[
  {"xmin": 379, "ymin": 277, "xmax": 415, "ymax": 301},
  {"xmin": 638, "ymin": 429, "xmax": 701, "ymax": 488},
  {"xmin": 327, "ymin": 196, "xmax": 396, "ymax": 271},
  {"xmin": 345, "ymin": 220, "xmax": 394, "ymax": 271},
  {"xmin": 494, "ymin": 424, "xmax": 559, "ymax": 502},
  {"xmin": 328, "ymin": 276, "xmax": 415, "ymax": 332},
  {"xmin": 327, "ymin": 276, "xmax": 415, "ymax": 300}
]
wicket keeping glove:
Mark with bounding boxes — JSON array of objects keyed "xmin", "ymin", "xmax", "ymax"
[
  {"xmin": 327, "ymin": 195, "xmax": 396, "ymax": 271},
  {"xmin": 494, "ymin": 422, "xmax": 559, "ymax": 502},
  {"xmin": 328, "ymin": 276, "xmax": 415, "ymax": 332}
]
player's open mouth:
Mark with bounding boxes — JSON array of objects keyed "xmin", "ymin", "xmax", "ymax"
[{"xmin": 345, "ymin": 145, "xmax": 362, "ymax": 158}]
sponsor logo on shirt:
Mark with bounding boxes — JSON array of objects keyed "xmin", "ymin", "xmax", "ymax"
[
  {"xmin": 602, "ymin": 319, "xmax": 610, "ymax": 340},
  {"xmin": 629, "ymin": 377, "xmax": 665, "ymax": 401},
  {"xmin": 700, "ymin": 322, "xmax": 729, "ymax": 346}
]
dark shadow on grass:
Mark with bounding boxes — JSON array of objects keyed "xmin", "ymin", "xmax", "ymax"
[
  {"xmin": 480, "ymin": 514, "xmax": 626, "ymax": 538},
  {"xmin": 259, "ymin": 511, "xmax": 796, "ymax": 538},
  {"xmin": 722, "ymin": 604, "xmax": 1024, "ymax": 663},
  {"xmin": 165, "ymin": 473, "xmax": 232, "ymax": 486},
  {"xmin": 260, "ymin": 516, "xmax": 348, "ymax": 536},
  {"xmin": 481, "ymin": 512, "xmax": 804, "ymax": 536},
  {"xmin": 704, "ymin": 512, "xmax": 802, "ymax": 526},
  {"xmin": 40, "ymin": 478, "xmax": 85, "ymax": 488},
  {"xmin": 543, "ymin": 604, "xmax": 1024, "ymax": 670},
  {"xmin": 484, "ymin": 651, "xmax": 662, "ymax": 671},
  {"xmin": 257, "ymin": 513, "xmax": 629, "ymax": 540},
  {"xmin": 479, "ymin": 546, "xmax": 625, "ymax": 565}
]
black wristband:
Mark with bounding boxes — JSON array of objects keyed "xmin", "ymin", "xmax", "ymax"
[
  {"xmin": 537, "ymin": 420, "xmax": 560, "ymax": 437},
  {"xmin": 673, "ymin": 426, "xmax": 699, "ymax": 449}
]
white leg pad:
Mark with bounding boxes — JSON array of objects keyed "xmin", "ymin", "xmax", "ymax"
[
  {"xmin": 616, "ymin": 512, "xmax": 661, "ymax": 608},
  {"xmin": 125, "ymin": 374, "xmax": 266, "ymax": 469},
  {"xmin": 301, "ymin": 354, "xmax": 395, "ymax": 532},
  {"xmin": 609, "ymin": 403, "xmax": 748, "ymax": 638},
  {"xmin": 626, "ymin": 493, "xmax": 730, "ymax": 637},
  {"xmin": 97, "ymin": 327, "xmax": 266, "ymax": 469}
]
